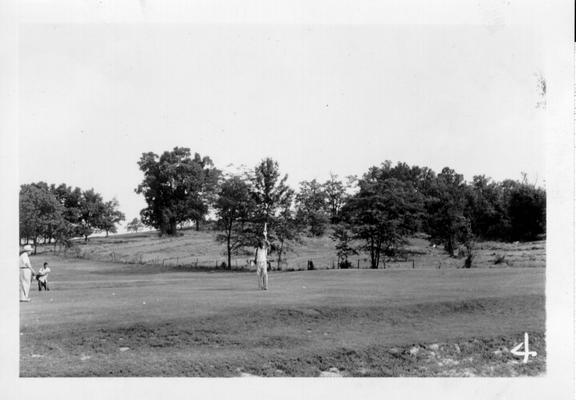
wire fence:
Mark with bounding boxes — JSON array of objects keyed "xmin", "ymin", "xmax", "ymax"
[{"xmin": 51, "ymin": 245, "xmax": 433, "ymax": 272}]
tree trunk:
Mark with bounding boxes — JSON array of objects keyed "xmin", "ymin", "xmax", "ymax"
[
  {"xmin": 370, "ymin": 237, "xmax": 378, "ymax": 269},
  {"xmin": 446, "ymin": 235, "xmax": 455, "ymax": 257},
  {"xmin": 195, "ymin": 219, "xmax": 200, "ymax": 231},
  {"xmin": 227, "ymin": 224, "xmax": 232, "ymax": 270},
  {"xmin": 168, "ymin": 219, "xmax": 177, "ymax": 235},
  {"xmin": 277, "ymin": 240, "xmax": 285, "ymax": 267}
]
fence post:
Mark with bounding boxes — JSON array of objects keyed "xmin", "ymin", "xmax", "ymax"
[
  {"xmin": 357, "ymin": 259, "xmax": 360, "ymax": 269},
  {"xmin": 412, "ymin": 260, "xmax": 415, "ymax": 269}
]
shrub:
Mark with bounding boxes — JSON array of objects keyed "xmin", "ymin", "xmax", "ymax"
[{"xmin": 494, "ymin": 254, "xmax": 506, "ymax": 265}]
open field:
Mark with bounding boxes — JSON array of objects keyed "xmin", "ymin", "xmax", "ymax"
[
  {"xmin": 46, "ymin": 229, "xmax": 546, "ymax": 271},
  {"xmin": 20, "ymin": 251, "xmax": 545, "ymax": 377}
]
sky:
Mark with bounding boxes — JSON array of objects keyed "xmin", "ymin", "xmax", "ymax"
[{"xmin": 18, "ymin": 19, "xmax": 547, "ymax": 226}]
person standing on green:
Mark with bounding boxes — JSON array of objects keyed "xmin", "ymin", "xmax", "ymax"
[
  {"xmin": 254, "ymin": 238, "xmax": 270, "ymax": 290},
  {"xmin": 254, "ymin": 223, "xmax": 270, "ymax": 290},
  {"xmin": 19, "ymin": 245, "xmax": 36, "ymax": 302}
]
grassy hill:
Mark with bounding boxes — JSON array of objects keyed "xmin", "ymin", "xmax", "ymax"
[{"xmin": 38, "ymin": 228, "xmax": 545, "ymax": 271}]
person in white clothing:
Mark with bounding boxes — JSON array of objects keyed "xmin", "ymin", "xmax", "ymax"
[
  {"xmin": 19, "ymin": 244, "xmax": 36, "ymax": 302},
  {"xmin": 36, "ymin": 262, "xmax": 51, "ymax": 291},
  {"xmin": 254, "ymin": 238, "xmax": 270, "ymax": 290}
]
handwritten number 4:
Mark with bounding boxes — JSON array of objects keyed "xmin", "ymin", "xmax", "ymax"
[{"xmin": 511, "ymin": 332, "xmax": 537, "ymax": 363}]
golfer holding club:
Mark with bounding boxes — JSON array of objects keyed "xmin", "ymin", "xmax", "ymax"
[{"xmin": 255, "ymin": 223, "xmax": 270, "ymax": 290}]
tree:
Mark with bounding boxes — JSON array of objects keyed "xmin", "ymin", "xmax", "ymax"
[
  {"xmin": 214, "ymin": 175, "xmax": 256, "ymax": 269},
  {"xmin": 270, "ymin": 189, "xmax": 302, "ymax": 266},
  {"xmin": 465, "ymin": 175, "xmax": 509, "ymax": 240},
  {"xmin": 19, "ymin": 183, "xmax": 65, "ymax": 253},
  {"xmin": 343, "ymin": 175, "xmax": 423, "ymax": 269},
  {"xmin": 245, "ymin": 158, "xmax": 303, "ymax": 265},
  {"xmin": 135, "ymin": 148, "xmax": 221, "ymax": 235},
  {"xmin": 323, "ymin": 174, "xmax": 348, "ymax": 223},
  {"xmin": 251, "ymin": 158, "xmax": 292, "ymax": 224},
  {"xmin": 79, "ymin": 189, "xmax": 107, "ymax": 241},
  {"xmin": 330, "ymin": 223, "xmax": 358, "ymax": 268},
  {"xmin": 50, "ymin": 183, "xmax": 84, "ymax": 239},
  {"xmin": 99, "ymin": 198, "xmax": 126, "ymax": 237},
  {"xmin": 295, "ymin": 179, "xmax": 329, "ymax": 236},
  {"xmin": 508, "ymin": 183, "xmax": 546, "ymax": 241},
  {"xmin": 425, "ymin": 167, "xmax": 469, "ymax": 256},
  {"xmin": 127, "ymin": 217, "xmax": 144, "ymax": 232}
]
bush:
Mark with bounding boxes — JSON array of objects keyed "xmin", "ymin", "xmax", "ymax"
[{"xmin": 494, "ymin": 254, "xmax": 506, "ymax": 265}]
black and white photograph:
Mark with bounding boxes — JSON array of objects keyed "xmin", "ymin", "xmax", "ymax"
[{"xmin": 1, "ymin": 0, "xmax": 573, "ymax": 399}]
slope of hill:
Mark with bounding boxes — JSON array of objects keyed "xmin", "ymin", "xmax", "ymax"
[{"xmin": 38, "ymin": 228, "xmax": 545, "ymax": 271}]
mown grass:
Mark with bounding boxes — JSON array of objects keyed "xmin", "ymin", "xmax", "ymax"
[{"xmin": 20, "ymin": 256, "xmax": 545, "ymax": 377}]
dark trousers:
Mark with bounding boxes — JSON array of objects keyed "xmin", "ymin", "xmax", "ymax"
[{"xmin": 37, "ymin": 280, "xmax": 48, "ymax": 291}]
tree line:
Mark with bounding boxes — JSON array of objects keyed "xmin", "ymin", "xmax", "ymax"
[
  {"xmin": 134, "ymin": 148, "xmax": 546, "ymax": 269},
  {"xmin": 19, "ymin": 182, "xmax": 125, "ymax": 253}
]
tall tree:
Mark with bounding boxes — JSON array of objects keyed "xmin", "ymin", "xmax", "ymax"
[
  {"xmin": 251, "ymin": 158, "xmax": 292, "ymax": 225},
  {"xmin": 270, "ymin": 189, "xmax": 302, "ymax": 266},
  {"xmin": 323, "ymin": 174, "xmax": 348, "ymax": 223},
  {"xmin": 466, "ymin": 175, "xmax": 509, "ymax": 240},
  {"xmin": 295, "ymin": 179, "xmax": 329, "ymax": 236},
  {"xmin": 246, "ymin": 158, "xmax": 303, "ymax": 264},
  {"xmin": 425, "ymin": 167, "xmax": 470, "ymax": 256},
  {"xmin": 50, "ymin": 183, "xmax": 84, "ymax": 239},
  {"xmin": 214, "ymin": 175, "xmax": 256, "ymax": 269},
  {"xmin": 508, "ymin": 183, "xmax": 546, "ymax": 241},
  {"xmin": 135, "ymin": 147, "xmax": 220, "ymax": 235},
  {"xmin": 99, "ymin": 198, "xmax": 126, "ymax": 237},
  {"xmin": 343, "ymin": 175, "xmax": 423, "ymax": 268},
  {"xmin": 79, "ymin": 189, "xmax": 107, "ymax": 241},
  {"xmin": 19, "ymin": 183, "xmax": 65, "ymax": 253}
]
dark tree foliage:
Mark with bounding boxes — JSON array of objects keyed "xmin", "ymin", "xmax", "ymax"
[
  {"xmin": 323, "ymin": 174, "xmax": 348, "ymax": 223},
  {"xmin": 270, "ymin": 189, "xmax": 302, "ymax": 266},
  {"xmin": 237, "ymin": 159, "xmax": 302, "ymax": 265},
  {"xmin": 295, "ymin": 179, "xmax": 330, "ymax": 237},
  {"xmin": 330, "ymin": 223, "xmax": 358, "ymax": 268},
  {"xmin": 20, "ymin": 182, "xmax": 125, "ymax": 247},
  {"xmin": 99, "ymin": 198, "xmax": 126, "ymax": 237},
  {"xmin": 465, "ymin": 175, "xmax": 509, "ymax": 240},
  {"xmin": 135, "ymin": 147, "xmax": 221, "ymax": 235},
  {"xmin": 508, "ymin": 184, "xmax": 546, "ymax": 241},
  {"xmin": 251, "ymin": 158, "xmax": 292, "ymax": 224},
  {"xmin": 214, "ymin": 175, "xmax": 256, "ymax": 269},
  {"xmin": 342, "ymin": 173, "xmax": 424, "ymax": 269},
  {"xmin": 424, "ymin": 167, "xmax": 470, "ymax": 256},
  {"xmin": 79, "ymin": 189, "xmax": 107, "ymax": 242},
  {"xmin": 20, "ymin": 183, "xmax": 65, "ymax": 253}
]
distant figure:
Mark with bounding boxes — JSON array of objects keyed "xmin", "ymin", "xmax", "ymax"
[
  {"xmin": 36, "ymin": 262, "xmax": 51, "ymax": 291},
  {"xmin": 19, "ymin": 244, "xmax": 36, "ymax": 302},
  {"xmin": 254, "ymin": 238, "xmax": 270, "ymax": 290}
]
